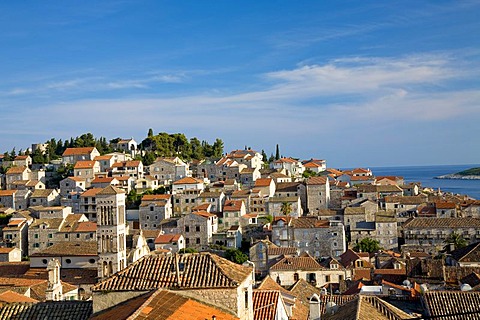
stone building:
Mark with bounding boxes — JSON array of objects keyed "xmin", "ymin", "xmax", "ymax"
[
  {"xmin": 172, "ymin": 177, "xmax": 205, "ymax": 215},
  {"xmin": 90, "ymin": 253, "xmax": 254, "ymax": 319},
  {"xmin": 96, "ymin": 185, "xmax": 127, "ymax": 279},
  {"xmin": 177, "ymin": 211, "xmax": 218, "ymax": 249},
  {"xmin": 271, "ymin": 216, "xmax": 346, "ymax": 258},
  {"xmin": 28, "ymin": 213, "xmax": 95, "ymax": 255},
  {"xmin": 2, "ymin": 218, "xmax": 29, "ymax": 256},
  {"xmin": 62, "ymin": 147, "xmax": 100, "ymax": 164},
  {"xmin": 269, "ymin": 254, "xmax": 351, "ymax": 288},
  {"xmin": 305, "ymin": 176, "xmax": 330, "ymax": 214},
  {"xmin": 403, "ymin": 217, "xmax": 480, "ymax": 253},
  {"xmin": 138, "ymin": 194, "xmax": 172, "ymax": 229},
  {"xmin": 148, "ymin": 157, "xmax": 190, "ymax": 184}
]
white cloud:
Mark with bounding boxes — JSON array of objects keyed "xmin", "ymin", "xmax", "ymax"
[{"xmin": 1, "ymin": 53, "xmax": 478, "ymax": 165}]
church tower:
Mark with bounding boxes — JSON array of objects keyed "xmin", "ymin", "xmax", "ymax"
[
  {"xmin": 96, "ymin": 185, "xmax": 127, "ymax": 279},
  {"xmin": 46, "ymin": 258, "xmax": 62, "ymax": 301}
]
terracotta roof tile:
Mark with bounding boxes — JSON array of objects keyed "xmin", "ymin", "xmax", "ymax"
[
  {"xmin": 254, "ymin": 178, "xmax": 273, "ymax": 187},
  {"xmin": 6, "ymin": 166, "xmax": 28, "ymax": 174},
  {"xmin": 306, "ymin": 176, "xmax": 328, "ymax": 185},
  {"xmin": 270, "ymin": 256, "xmax": 323, "ymax": 271},
  {"xmin": 74, "ymin": 160, "xmax": 96, "ymax": 169},
  {"xmin": 62, "ymin": 147, "xmax": 96, "ymax": 156},
  {"xmin": 173, "ymin": 177, "xmax": 203, "ymax": 185},
  {"xmin": 253, "ymin": 290, "xmax": 279, "ymax": 320},
  {"xmin": 30, "ymin": 241, "xmax": 97, "ymax": 257},
  {"xmin": 0, "ymin": 301, "xmax": 92, "ymax": 319},
  {"xmin": 223, "ymin": 200, "xmax": 244, "ymax": 212},
  {"xmin": 75, "ymin": 221, "xmax": 97, "ymax": 232},
  {"xmin": 155, "ymin": 234, "xmax": 182, "ymax": 244},
  {"xmin": 97, "ymin": 185, "xmax": 125, "ymax": 195},
  {"xmin": 423, "ymin": 291, "xmax": 480, "ymax": 319},
  {"xmin": 404, "ymin": 217, "xmax": 480, "ymax": 229},
  {"xmin": 291, "ymin": 217, "xmax": 329, "ymax": 229},
  {"xmin": 142, "ymin": 194, "xmax": 171, "ymax": 201},
  {"xmin": 134, "ymin": 289, "xmax": 239, "ymax": 320},
  {"xmin": 0, "ymin": 190, "xmax": 16, "ymax": 196},
  {"xmin": 92, "ymin": 253, "xmax": 252, "ymax": 291}
]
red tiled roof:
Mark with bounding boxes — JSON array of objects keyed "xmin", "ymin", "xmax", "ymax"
[
  {"xmin": 154, "ymin": 234, "xmax": 182, "ymax": 244},
  {"xmin": 94, "ymin": 155, "xmax": 113, "ymax": 160},
  {"xmin": 75, "ymin": 221, "xmax": 97, "ymax": 232},
  {"xmin": 80, "ymin": 188, "xmax": 103, "ymax": 197},
  {"xmin": 125, "ymin": 289, "xmax": 239, "ymax": 320},
  {"xmin": 193, "ymin": 211, "xmax": 216, "ymax": 218},
  {"xmin": 0, "ymin": 248, "xmax": 15, "ymax": 254},
  {"xmin": 253, "ymin": 290, "xmax": 280, "ymax": 320},
  {"xmin": 74, "ymin": 160, "xmax": 96, "ymax": 169},
  {"xmin": 173, "ymin": 177, "xmax": 203, "ymax": 185},
  {"xmin": 62, "ymin": 147, "xmax": 96, "ymax": 156},
  {"xmin": 92, "ymin": 253, "xmax": 252, "ymax": 291},
  {"xmin": 92, "ymin": 177, "xmax": 115, "ymax": 183},
  {"xmin": 435, "ymin": 201, "xmax": 456, "ymax": 209},
  {"xmin": 223, "ymin": 200, "xmax": 244, "ymax": 212},
  {"xmin": 0, "ymin": 290, "xmax": 38, "ymax": 303},
  {"xmin": 254, "ymin": 178, "xmax": 273, "ymax": 187},
  {"xmin": 0, "ymin": 190, "xmax": 16, "ymax": 196},
  {"xmin": 142, "ymin": 194, "xmax": 171, "ymax": 201},
  {"xmin": 306, "ymin": 176, "xmax": 327, "ymax": 185},
  {"xmin": 270, "ymin": 256, "xmax": 323, "ymax": 271},
  {"xmin": 6, "ymin": 166, "xmax": 27, "ymax": 174}
]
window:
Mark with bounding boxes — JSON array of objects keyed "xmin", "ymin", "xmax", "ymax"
[
  {"xmin": 34, "ymin": 243, "xmax": 40, "ymax": 248},
  {"xmin": 64, "ymin": 234, "xmax": 68, "ymax": 239},
  {"xmin": 48, "ymin": 233, "xmax": 53, "ymax": 239},
  {"xmin": 244, "ymin": 290, "xmax": 249, "ymax": 309},
  {"xmin": 76, "ymin": 233, "xmax": 80, "ymax": 238},
  {"xmin": 34, "ymin": 234, "xmax": 39, "ymax": 239},
  {"xmin": 196, "ymin": 238, "xmax": 200, "ymax": 244},
  {"xmin": 325, "ymin": 275, "xmax": 330, "ymax": 282},
  {"xmin": 294, "ymin": 273, "xmax": 299, "ymax": 281},
  {"xmin": 196, "ymin": 226, "xmax": 200, "ymax": 232},
  {"xmin": 42, "ymin": 259, "xmax": 47, "ymax": 264},
  {"xmin": 150, "ymin": 206, "xmax": 154, "ymax": 212},
  {"xmin": 185, "ymin": 226, "xmax": 190, "ymax": 233},
  {"xmin": 65, "ymin": 259, "xmax": 72, "ymax": 264}
]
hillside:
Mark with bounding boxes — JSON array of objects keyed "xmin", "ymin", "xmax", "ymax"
[{"xmin": 436, "ymin": 167, "xmax": 480, "ymax": 180}]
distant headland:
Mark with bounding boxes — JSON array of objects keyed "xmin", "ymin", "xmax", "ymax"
[{"xmin": 435, "ymin": 167, "xmax": 480, "ymax": 180}]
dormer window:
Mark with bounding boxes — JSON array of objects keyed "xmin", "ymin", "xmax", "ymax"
[{"xmin": 331, "ymin": 263, "xmax": 338, "ymax": 270}]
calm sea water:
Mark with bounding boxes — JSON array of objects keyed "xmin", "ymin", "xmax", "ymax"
[{"xmin": 365, "ymin": 164, "xmax": 480, "ymax": 200}]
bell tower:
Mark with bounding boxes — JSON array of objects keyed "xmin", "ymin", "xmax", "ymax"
[{"xmin": 96, "ymin": 185, "xmax": 127, "ymax": 279}]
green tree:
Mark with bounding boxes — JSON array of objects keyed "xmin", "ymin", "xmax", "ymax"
[
  {"xmin": 190, "ymin": 137, "xmax": 204, "ymax": 160},
  {"xmin": 31, "ymin": 148, "xmax": 47, "ymax": 164},
  {"xmin": 444, "ymin": 232, "xmax": 468, "ymax": 251},
  {"xmin": 225, "ymin": 248, "xmax": 248, "ymax": 264},
  {"xmin": 275, "ymin": 144, "xmax": 280, "ymax": 160},
  {"xmin": 280, "ymin": 202, "xmax": 292, "ymax": 216},
  {"xmin": 147, "ymin": 128, "xmax": 154, "ymax": 138},
  {"xmin": 353, "ymin": 238, "xmax": 381, "ymax": 253},
  {"xmin": 212, "ymin": 138, "xmax": 224, "ymax": 158},
  {"xmin": 179, "ymin": 248, "xmax": 198, "ymax": 254},
  {"xmin": 302, "ymin": 169, "xmax": 317, "ymax": 178}
]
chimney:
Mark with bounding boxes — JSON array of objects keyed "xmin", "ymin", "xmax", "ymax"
[{"xmin": 308, "ymin": 294, "xmax": 321, "ymax": 320}]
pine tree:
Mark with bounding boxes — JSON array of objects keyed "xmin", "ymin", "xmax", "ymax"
[{"xmin": 275, "ymin": 144, "xmax": 280, "ymax": 160}]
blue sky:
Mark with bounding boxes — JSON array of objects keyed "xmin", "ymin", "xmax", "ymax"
[{"xmin": 0, "ymin": 1, "xmax": 479, "ymax": 168}]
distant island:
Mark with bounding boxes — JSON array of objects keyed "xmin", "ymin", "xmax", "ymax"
[{"xmin": 436, "ymin": 167, "xmax": 480, "ymax": 180}]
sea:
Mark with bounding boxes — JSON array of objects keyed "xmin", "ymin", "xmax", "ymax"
[{"xmin": 363, "ymin": 164, "xmax": 480, "ymax": 200}]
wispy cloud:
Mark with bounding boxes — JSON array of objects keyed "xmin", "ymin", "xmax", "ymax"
[{"xmin": 1, "ymin": 52, "xmax": 478, "ymax": 165}]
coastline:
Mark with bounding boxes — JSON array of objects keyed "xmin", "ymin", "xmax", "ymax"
[{"xmin": 435, "ymin": 174, "xmax": 480, "ymax": 180}]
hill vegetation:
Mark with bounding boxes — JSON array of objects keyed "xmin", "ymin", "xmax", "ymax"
[
  {"xmin": 2, "ymin": 129, "xmax": 225, "ymax": 167},
  {"xmin": 456, "ymin": 167, "xmax": 480, "ymax": 176}
]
